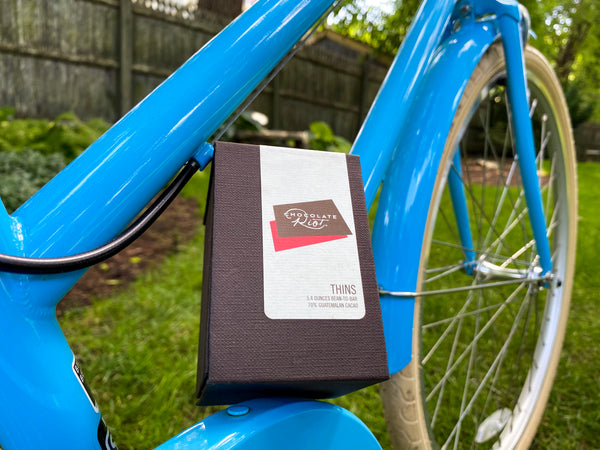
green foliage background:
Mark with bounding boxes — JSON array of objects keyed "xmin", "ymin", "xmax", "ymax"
[
  {"xmin": 329, "ymin": 0, "xmax": 600, "ymax": 125},
  {"xmin": 0, "ymin": 106, "xmax": 109, "ymax": 213}
]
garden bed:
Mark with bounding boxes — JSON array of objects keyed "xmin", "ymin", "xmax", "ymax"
[{"xmin": 57, "ymin": 196, "xmax": 202, "ymax": 315}]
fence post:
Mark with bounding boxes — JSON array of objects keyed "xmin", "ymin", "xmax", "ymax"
[
  {"xmin": 357, "ymin": 53, "xmax": 372, "ymax": 135},
  {"xmin": 272, "ymin": 74, "xmax": 282, "ymax": 129},
  {"xmin": 119, "ymin": 0, "xmax": 133, "ymax": 117}
]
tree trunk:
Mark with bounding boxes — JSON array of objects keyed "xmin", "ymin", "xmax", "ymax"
[{"xmin": 555, "ymin": 11, "xmax": 591, "ymax": 83}]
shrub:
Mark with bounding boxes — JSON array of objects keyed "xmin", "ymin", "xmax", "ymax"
[
  {"xmin": 308, "ymin": 121, "xmax": 352, "ymax": 153},
  {"xmin": 0, "ymin": 149, "xmax": 67, "ymax": 214},
  {"xmin": 0, "ymin": 107, "xmax": 110, "ymax": 160},
  {"xmin": 0, "ymin": 108, "xmax": 110, "ymax": 213}
]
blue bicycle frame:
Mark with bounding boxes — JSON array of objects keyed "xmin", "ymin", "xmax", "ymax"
[{"xmin": 0, "ymin": 0, "xmax": 551, "ymax": 448}]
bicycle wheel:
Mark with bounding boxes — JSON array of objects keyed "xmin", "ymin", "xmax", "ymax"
[{"xmin": 380, "ymin": 43, "xmax": 577, "ymax": 449}]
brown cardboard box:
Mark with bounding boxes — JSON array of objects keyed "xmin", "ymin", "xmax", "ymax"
[{"xmin": 197, "ymin": 142, "xmax": 388, "ymax": 406}]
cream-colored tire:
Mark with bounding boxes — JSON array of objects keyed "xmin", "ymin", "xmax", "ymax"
[{"xmin": 380, "ymin": 43, "xmax": 577, "ymax": 449}]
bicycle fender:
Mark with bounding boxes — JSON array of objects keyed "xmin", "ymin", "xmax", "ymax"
[
  {"xmin": 371, "ymin": 21, "xmax": 498, "ymax": 375},
  {"xmin": 155, "ymin": 398, "xmax": 381, "ymax": 450}
]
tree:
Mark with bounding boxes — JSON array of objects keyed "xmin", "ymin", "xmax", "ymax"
[
  {"xmin": 329, "ymin": 0, "xmax": 419, "ymax": 56},
  {"xmin": 330, "ymin": 0, "xmax": 600, "ymax": 124},
  {"xmin": 534, "ymin": 0, "xmax": 600, "ymax": 125}
]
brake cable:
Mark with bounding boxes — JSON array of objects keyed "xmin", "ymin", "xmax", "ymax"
[
  {"xmin": 0, "ymin": 159, "xmax": 199, "ymax": 274},
  {"xmin": 0, "ymin": 1, "xmax": 343, "ymax": 274}
]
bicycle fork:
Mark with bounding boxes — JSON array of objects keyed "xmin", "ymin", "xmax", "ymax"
[
  {"xmin": 368, "ymin": 0, "xmax": 555, "ymax": 375},
  {"xmin": 449, "ymin": 4, "xmax": 553, "ymax": 283}
]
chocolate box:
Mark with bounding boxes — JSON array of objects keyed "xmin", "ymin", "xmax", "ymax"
[{"xmin": 197, "ymin": 142, "xmax": 388, "ymax": 406}]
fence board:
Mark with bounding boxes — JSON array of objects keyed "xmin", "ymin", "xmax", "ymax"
[
  {"xmin": 575, "ymin": 122, "xmax": 600, "ymax": 161},
  {"xmin": 1, "ymin": 0, "xmax": 387, "ymax": 138}
]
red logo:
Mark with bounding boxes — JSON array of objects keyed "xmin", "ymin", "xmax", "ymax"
[{"xmin": 270, "ymin": 200, "xmax": 352, "ymax": 251}]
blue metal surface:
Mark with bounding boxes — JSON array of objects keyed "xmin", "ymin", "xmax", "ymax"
[
  {"xmin": 0, "ymin": 0, "xmax": 555, "ymax": 448},
  {"xmin": 16, "ymin": 0, "xmax": 335, "ymax": 262},
  {"xmin": 473, "ymin": 0, "xmax": 520, "ymax": 22},
  {"xmin": 350, "ymin": 0, "xmax": 456, "ymax": 208},
  {"xmin": 155, "ymin": 398, "xmax": 381, "ymax": 450},
  {"xmin": 497, "ymin": 13, "xmax": 553, "ymax": 275},
  {"xmin": 0, "ymin": 200, "xmax": 15, "ymax": 255},
  {"xmin": 448, "ymin": 150, "xmax": 476, "ymax": 272},
  {"xmin": 370, "ymin": 21, "xmax": 497, "ymax": 374},
  {"xmin": 193, "ymin": 142, "xmax": 215, "ymax": 170},
  {"xmin": 0, "ymin": 1, "xmax": 337, "ymax": 448}
]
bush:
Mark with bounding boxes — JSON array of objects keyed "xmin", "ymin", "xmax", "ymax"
[
  {"xmin": 0, "ymin": 107, "xmax": 110, "ymax": 213},
  {"xmin": 308, "ymin": 121, "xmax": 352, "ymax": 153},
  {"xmin": 0, "ymin": 149, "xmax": 67, "ymax": 213},
  {"xmin": 0, "ymin": 107, "xmax": 110, "ymax": 160}
]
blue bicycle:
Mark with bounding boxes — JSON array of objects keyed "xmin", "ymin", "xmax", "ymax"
[{"xmin": 0, "ymin": 0, "xmax": 577, "ymax": 448}]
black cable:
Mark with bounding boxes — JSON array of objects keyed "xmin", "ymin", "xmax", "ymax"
[
  {"xmin": 211, "ymin": 0, "xmax": 344, "ymax": 143},
  {"xmin": 0, "ymin": 159, "xmax": 200, "ymax": 275},
  {"xmin": 1, "ymin": 0, "xmax": 343, "ymax": 275}
]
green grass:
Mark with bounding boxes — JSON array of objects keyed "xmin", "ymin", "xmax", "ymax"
[
  {"xmin": 59, "ymin": 162, "xmax": 600, "ymax": 449},
  {"xmin": 60, "ymin": 170, "xmax": 218, "ymax": 449},
  {"xmin": 531, "ymin": 162, "xmax": 600, "ymax": 449},
  {"xmin": 420, "ymin": 180, "xmax": 545, "ymax": 446}
]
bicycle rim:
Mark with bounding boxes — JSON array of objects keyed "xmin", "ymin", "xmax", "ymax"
[{"xmin": 380, "ymin": 44, "xmax": 577, "ymax": 449}]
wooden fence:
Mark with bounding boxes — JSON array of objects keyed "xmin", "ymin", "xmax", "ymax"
[
  {"xmin": 574, "ymin": 122, "xmax": 600, "ymax": 161},
  {"xmin": 0, "ymin": 0, "xmax": 388, "ymax": 139}
]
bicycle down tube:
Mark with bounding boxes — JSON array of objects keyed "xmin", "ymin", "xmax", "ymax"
[{"xmin": 0, "ymin": 0, "xmax": 553, "ymax": 448}]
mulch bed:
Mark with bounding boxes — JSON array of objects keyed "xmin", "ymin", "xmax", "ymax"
[
  {"xmin": 57, "ymin": 196, "xmax": 202, "ymax": 316},
  {"xmin": 462, "ymin": 158, "xmax": 549, "ymax": 186}
]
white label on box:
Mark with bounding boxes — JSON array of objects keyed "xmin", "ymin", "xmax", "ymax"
[{"xmin": 260, "ymin": 146, "xmax": 365, "ymax": 319}]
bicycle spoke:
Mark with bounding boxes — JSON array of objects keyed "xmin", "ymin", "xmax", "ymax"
[
  {"xmin": 454, "ymin": 290, "xmax": 483, "ymax": 449},
  {"xmin": 441, "ymin": 285, "xmax": 533, "ymax": 447},
  {"xmin": 423, "ymin": 300, "xmax": 511, "ymax": 329},
  {"xmin": 425, "ymin": 283, "xmax": 526, "ymax": 402},
  {"xmin": 479, "ymin": 104, "xmax": 492, "ymax": 247},
  {"xmin": 545, "ymin": 203, "xmax": 559, "ymax": 239},
  {"xmin": 545, "ymin": 151, "xmax": 557, "ymax": 220},
  {"xmin": 498, "ymin": 238, "xmax": 536, "ymax": 270},
  {"xmin": 431, "ymin": 239, "xmax": 531, "ymax": 268},
  {"xmin": 426, "ymin": 263, "xmax": 470, "ymax": 275},
  {"xmin": 481, "ymin": 158, "xmax": 518, "ymax": 252},
  {"xmin": 439, "ymin": 202, "xmax": 463, "ymax": 250},
  {"xmin": 489, "ymin": 188, "xmax": 529, "ymax": 261},
  {"xmin": 538, "ymin": 113, "xmax": 549, "ymax": 174},
  {"xmin": 423, "ymin": 288, "xmax": 477, "ymax": 365},
  {"xmin": 482, "ymin": 207, "xmax": 529, "ymax": 262},
  {"xmin": 431, "ymin": 296, "xmax": 467, "ymax": 429},
  {"xmin": 425, "ymin": 262, "xmax": 467, "ymax": 283},
  {"xmin": 448, "ymin": 163, "xmax": 520, "ymax": 258},
  {"xmin": 512, "ymin": 285, "xmax": 537, "ymax": 395}
]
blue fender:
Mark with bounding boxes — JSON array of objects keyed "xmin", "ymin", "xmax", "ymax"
[
  {"xmin": 371, "ymin": 22, "xmax": 499, "ymax": 375},
  {"xmin": 155, "ymin": 398, "xmax": 381, "ymax": 450}
]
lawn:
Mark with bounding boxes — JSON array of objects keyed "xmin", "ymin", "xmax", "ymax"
[{"xmin": 59, "ymin": 162, "xmax": 600, "ymax": 449}]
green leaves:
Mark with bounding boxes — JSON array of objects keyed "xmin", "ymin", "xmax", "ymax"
[
  {"xmin": 329, "ymin": 0, "xmax": 420, "ymax": 57},
  {"xmin": 526, "ymin": 0, "xmax": 600, "ymax": 123},
  {"xmin": 309, "ymin": 121, "xmax": 352, "ymax": 153},
  {"xmin": 330, "ymin": 1, "xmax": 599, "ymax": 124},
  {"xmin": 0, "ymin": 149, "xmax": 66, "ymax": 213},
  {"xmin": 0, "ymin": 108, "xmax": 109, "ymax": 159},
  {"xmin": 0, "ymin": 107, "xmax": 110, "ymax": 213}
]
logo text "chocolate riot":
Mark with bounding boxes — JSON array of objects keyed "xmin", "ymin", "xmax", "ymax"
[
  {"xmin": 283, "ymin": 208, "xmax": 337, "ymax": 230},
  {"xmin": 273, "ymin": 199, "xmax": 352, "ymax": 238}
]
